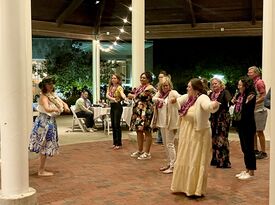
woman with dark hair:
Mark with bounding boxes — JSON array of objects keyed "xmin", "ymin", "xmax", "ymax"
[
  {"xmin": 128, "ymin": 72, "xmax": 156, "ymax": 160},
  {"xmin": 232, "ymin": 76, "xmax": 256, "ymax": 180},
  {"xmin": 171, "ymin": 78, "xmax": 220, "ymax": 197},
  {"xmin": 29, "ymin": 76, "xmax": 70, "ymax": 176},
  {"xmin": 106, "ymin": 74, "xmax": 127, "ymax": 150}
]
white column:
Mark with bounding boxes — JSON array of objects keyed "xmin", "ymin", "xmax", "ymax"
[
  {"xmin": 265, "ymin": 0, "xmax": 275, "ymax": 204},
  {"xmin": 132, "ymin": 0, "xmax": 145, "ymax": 88},
  {"xmin": 93, "ymin": 40, "xmax": 101, "ymax": 103},
  {"xmin": 262, "ymin": 0, "xmax": 273, "ymax": 141},
  {"xmin": 0, "ymin": 0, "xmax": 36, "ymax": 204}
]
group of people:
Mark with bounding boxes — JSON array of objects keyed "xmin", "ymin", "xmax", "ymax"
[{"xmin": 29, "ymin": 65, "xmax": 269, "ymax": 197}]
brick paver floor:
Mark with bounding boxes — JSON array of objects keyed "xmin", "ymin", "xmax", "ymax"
[{"xmin": 29, "ymin": 137, "xmax": 269, "ymax": 205}]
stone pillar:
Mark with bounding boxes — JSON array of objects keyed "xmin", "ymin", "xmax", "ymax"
[
  {"xmin": 131, "ymin": 0, "xmax": 145, "ymax": 88},
  {"xmin": 0, "ymin": 0, "xmax": 37, "ymax": 204},
  {"xmin": 93, "ymin": 40, "xmax": 101, "ymax": 103}
]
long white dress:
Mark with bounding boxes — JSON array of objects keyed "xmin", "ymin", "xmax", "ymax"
[{"xmin": 171, "ymin": 105, "xmax": 212, "ymax": 196}]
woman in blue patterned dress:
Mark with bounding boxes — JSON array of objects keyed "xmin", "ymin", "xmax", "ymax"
[
  {"xmin": 29, "ymin": 76, "xmax": 70, "ymax": 176},
  {"xmin": 128, "ymin": 72, "xmax": 156, "ymax": 160}
]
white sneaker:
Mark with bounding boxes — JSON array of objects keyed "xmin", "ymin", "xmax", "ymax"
[
  {"xmin": 163, "ymin": 167, "xmax": 173, "ymax": 174},
  {"xmin": 235, "ymin": 171, "xmax": 246, "ymax": 178},
  {"xmin": 87, "ymin": 128, "xmax": 94, "ymax": 132},
  {"xmin": 130, "ymin": 151, "xmax": 143, "ymax": 158},
  {"xmin": 137, "ymin": 152, "xmax": 151, "ymax": 160},
  {"xmin": 238, "ymin": 172, "xmax": 254, "ymax": 180}
]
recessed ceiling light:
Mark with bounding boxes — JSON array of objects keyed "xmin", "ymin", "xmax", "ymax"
[{"xmin": 95, "ymin": 1, "xmax": 100, "ymax": 4}]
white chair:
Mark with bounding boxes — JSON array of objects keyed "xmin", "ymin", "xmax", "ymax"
[
  {"xmin": 103, "ymin": 108, "xmax": 112, "ymax": 135},
  {"xmin": 70, "ymin": 105, "xmax": 87, "ymax": 132}
]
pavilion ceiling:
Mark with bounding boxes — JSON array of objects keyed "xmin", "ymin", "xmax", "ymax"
[{"xmin": 31, "ymin": 0, "xmax": 263, "ymax": 41}]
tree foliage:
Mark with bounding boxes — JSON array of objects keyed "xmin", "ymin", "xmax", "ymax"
[
  {"xmin": 44, "ymin": 42, "xmax": 93, "ymax": 96},
  {"xmin": 43, "ymin": 41, "xmax": 122, "ymax": 101}
]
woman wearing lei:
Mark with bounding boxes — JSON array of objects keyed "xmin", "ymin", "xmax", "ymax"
[
  {"xmin": 171, "ymin": 78, "xmax": 219, "ymax": 197},
  {"xmin": 152, "ymin": 76, "xmax": 180, "ymax": 174},
  {"xmin": 106, "ymin": 74, "xmax": 127, "ymax": 150},
  {"xmin": 29, "ymin": 76, "xmax": 70, "ymax": 176},
  {"xmin": 128, "ymin": 72, "xmax": 156, "ymax": 160},
  {"xmin": 209, "ymin": 78, "xmax": 232, "ymax": 168}
]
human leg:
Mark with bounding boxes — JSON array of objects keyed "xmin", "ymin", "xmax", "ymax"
[
  {"xmin": 159, "ymin": 128, "xmax": 169, "ymax": 170},
  {"xmin": 254, "ymin": 134, "xmax": 259, "ymax": 153},
  {"xmin": 110, "ymin": 106, "xmax": 116, "ymax": 146},
  {"xmin": 38, "ymin": 153, "xmax": 53, "ymax": 176},
  {"xmin": 155, "ymin": 129, "xmax": 163, "ymax": 144},
  {"xmin": 163, "ymin": 129, "xmax": 177, "ymax": 174},
  {"xmin": 257, "ymin": 131, "xmax": 266, "ymax": 152},
  {"xmin": 130, "ymin": 131, "xmax": 144, "ymax": 157},
  {"xmin": 76, "ymin": 111, "xmax": 94, "ymax": 128},
  {"xmin": 112, "ymin": 103, "xmax": 123, "ymax": 146},
  {"xmin": 237, "ymin": 128, "xmax": 256, "ymax": 180},
  {"xmin": 256, "ymin": 131, "xmax": 268, "ymax": 159},
  {"xmin": 144, "ymin": 130, "xmax": 152, "ymax": 153},
  {"xmin": 254, "ymin": 110, "xmax": 267, "ymax": 159},
  {"xmin": 166, "ymin": 129, "xmax": 176, "ymax": 168},
  {"xmin": 137, "ymin": 130, "xmax": 152, "ymax": 160}
]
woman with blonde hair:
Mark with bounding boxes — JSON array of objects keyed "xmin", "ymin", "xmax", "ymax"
[
  {"xmin": 209, "ymin": 78, "xmax": 232, "ymax": 168},
  {"xmin": 153, "ymin": 76, "xmax": 180, "ymax": 174}
]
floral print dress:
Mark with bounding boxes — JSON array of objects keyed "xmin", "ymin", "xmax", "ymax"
[
  {"xmin": 130, "ymin": 85, "xmax": 156, "ymax": 132},
  {"xmin": 210, "ymin": 89, "xmax": 232, "ymax": 168},
  {"xmin": 29, "ymin": 93, "xmax": 63, "ymax": 156}
]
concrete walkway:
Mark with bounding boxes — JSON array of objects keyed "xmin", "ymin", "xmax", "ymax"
[{"xmin": 28, "ymin": 115, "xmax": 269, "ymax": 205}]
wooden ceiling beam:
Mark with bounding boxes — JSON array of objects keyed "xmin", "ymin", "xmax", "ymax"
[
  {"xmin": 56, "ymin": 0, "xmax": 84, "ymax": 27},
  {"xmin": 186, "ymin": 0, "xmax": 196, "ymax": 27},
  {"xmin": 32, "ymin": 21, "xmax": 95, "ymax": 40},
  {"xmin": 94, "ymin": 0, "xmax": 106, "ymax": 35},
  {"xmin": 32, "ymin": 20, "xmax": 262, "ymax": 40},
  {"xmin": 251, "ymin": 0, "xmax": 257, "ymax": 25}
]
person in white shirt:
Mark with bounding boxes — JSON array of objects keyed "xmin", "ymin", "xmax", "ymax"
[
  {"xmin": 75, "ymin": 90, "xmax": 95, "ymax": 132},
  {"xmin": 152, "ymin": 76, "xmax": 180, "ymax": 174}
]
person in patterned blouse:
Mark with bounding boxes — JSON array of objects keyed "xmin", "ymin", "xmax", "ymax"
[{"xmin": 128, "ymin": 72, "xmax": 156, "ymax": 160}]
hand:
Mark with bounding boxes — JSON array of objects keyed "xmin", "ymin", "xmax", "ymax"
[
  {"xmin": 246, "ymin": 94, "xmax": 255, "ymax": 103},
  {"xmin": 212, "ymin": 101, "xmax": 220, "ymax": 109},
  {"xmin": 52, "ymin": 108, "xmax": 60, "ymax": 113},
  {"xmin": 158, "ymin": 98, "xmax": 164, "ymax": 104},
  {"xmin": 128, "ymin": 93, "xmax": 135, "ymax": 99},
  {"xmin": 170, "ymin": 97, "xmax": 177, "ymax": 104}
]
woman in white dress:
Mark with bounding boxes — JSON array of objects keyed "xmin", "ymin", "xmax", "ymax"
[
  {"xmin": 152, "ymin": 76, "xmax": 180, "ymax": 174},
  {"xmin": 171, "ymin": 78, "xmax": 219, "ymax": 197}
]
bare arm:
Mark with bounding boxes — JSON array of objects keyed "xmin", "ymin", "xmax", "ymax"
[{"xmin": 40, "ymin": 95, "xmax": 60, "ymax": 113}]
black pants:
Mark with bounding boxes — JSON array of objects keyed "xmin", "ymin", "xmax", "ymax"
[
  {"xmin": 111, "ymin": 103, "xmax": 123, "ymax": 146},
  {"xmin": 76, "ymin": 111, "xmax": 94, "ymax": 128},
  {"xmin": 238, "ymin": 125, "xmax": 256, "ymax": 170}
]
